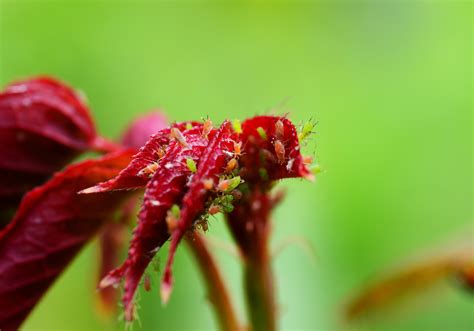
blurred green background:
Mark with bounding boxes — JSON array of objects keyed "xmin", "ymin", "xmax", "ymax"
[{"xmin": 0, "ymin": 1, "xmax": 472, "ymax": 330}]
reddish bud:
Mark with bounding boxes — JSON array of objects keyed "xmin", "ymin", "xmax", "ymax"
[{"xmin": 121, "ymin": 111, "xmax": 168, "ymax": 150}]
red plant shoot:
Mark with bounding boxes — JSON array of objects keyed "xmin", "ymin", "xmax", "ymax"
[{"xmin": 0, "ymin": 76, "xmax": 319, "ymax": 331}]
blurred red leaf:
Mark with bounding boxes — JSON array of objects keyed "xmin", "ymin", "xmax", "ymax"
[
  {"xmin": 0, "ymin": 150, "xmax": 133, "ymax": 331},
  {"xmin": 0, "ymin": 77, "xmax": 108, "ymax": 210}
]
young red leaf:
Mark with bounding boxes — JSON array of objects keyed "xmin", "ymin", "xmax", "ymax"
[
  {"xmin": 161, "ymin": 121, "xmax": 237, "ymax": 304},
  {"xmin": 0, "ymin": 151, "xmax": 134, "ymax": 331},
  {"xmin": 240, "ymin": 116, "xmax": 313, "ymax": 182},
  {"xmin": 82, "ymin": 122, "xmax": 202, "ymax": 194},
  {"xmin": 0, "ymin": 77, "xmax": 109, "ymax": 209},
  {"xmin": 97, "ymin": 126, "xmax": 211, "ymax": 321},
  {"xmin": 87, "ymin": 116, "xmax": 313, "ymax": 324}
]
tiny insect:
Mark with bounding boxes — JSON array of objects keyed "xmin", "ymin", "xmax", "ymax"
[
  {"xmin": 170, "ymin": 127, "xmax": 188, "ymax": 147},
  {"xmin": 225, "ymin": 158, "xmax": 238, "ymax": 173},
  {"xmin": 230, "ymin": 189, "xmax": 243, "ymax": 200},
  {"xmin": 199, "ymin": 220, "xmax": 209, "ymax": 231},
  {"xmin": 165, "ymin": 204, "xmax": 180, "ymax": 233},
  {"xmin": 275, "ymin": 119, "xmax": 285, "ymax": 138},
  {"xmin": 186, "ymin": 158, "xmax": 197, "ymax": 173},
  {"xmin": 202, "ymin": 118, "xmax": 213, "ymax": 139},
  {"xmin": 156, "ymin": 146, "xmax": 166, "ymax": 159},
  {"xmin": 217, "ymin": 176, "xmax": 241, "ymax": 192},
  {"xmin": 298, "ymin": 120, "xmax": 317, "ymax": 142},
  {"xmin": 274, "ymin": 139, "xmax": 286, "ymax": 164},
  {"xmin": 203, "ymin": 178, "xmax": 214, "ymax": 190},
  {"xmin": 311, "ymin": 164, "xmax": 321, "ymax": 175},
  {"xmin": 303, "ymin": 155, "xmax": 313, "ymax": 165},
  {"xmin": 139, "ymin": 162, "xmax": 159, "ymax": 177},
  {"xmin": 166, "ymin": 213, "xmax": 178, "ymax": 233},
  {"xmin": 259, "ymin": 167, "xmax": 269, "ymax": 181},
  {"xmin": 233, "ymin": 142, "xmax": 242, "ymax": 158},
  {"xmin": 256, "ymin": 126, "xmax": 267, "ymax": 140},
  {"xmin": 260, "ymin": 149, "xmax": 277, "ymax": 163},
  {"xmin": 208, "ymin": 204, "xmax": 221, "ymax": 215},
  {"xmin": 143, "ymin": 274, "xmax": 152, "ymax": 292},
  {"xmin": 232, "ymin": 119, "xmax": 242, "ymax": 134}
]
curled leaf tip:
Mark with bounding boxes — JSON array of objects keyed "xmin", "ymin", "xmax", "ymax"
[
  {"xmin": 160, "ymin": 280, "xmax": 173, "ymax": 305},
  {"xmin": 78, "ymin": 186, "xmax": 102, "ymax": 194},
  {"xmin": 99, "ymin": 273, "xmax": 121, "ymax": 289}
]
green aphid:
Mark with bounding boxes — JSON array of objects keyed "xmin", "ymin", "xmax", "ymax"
[
  {"xmin": 298, "ymin": 120, "xmax": 316, "ymax": 142},
  {"xmin": 256, "ymin": 126, "xmax": 267, "ymax": 140},
  {"xmin": 186, "ymin": 158, "xmax": 197, "ymax": 173},
  {"xmin": 222, "ymin": 203, "xmax": 234, "ymax": 213},
  {"xmin": 223, "ymin": 194, "xmax": 233, "ymax": 203},
  {"xmin": 171, "ymin": 204, "xmax": 181, "ymax": 219},
  {"xmin": 232, "ymin": 119, "xmax": 242, "ymax": 134},
  {"xmin": 185, "ymin": 122, "xmax": 193, "ymax": 130},
  {"xmin": 227, "ymin": 176, "xmax": 241, "ymax": 192},
  {"xmin": 311, "ymin": 164, "xmax": 322, "ymax": 175},
  {"xmin": 259, "ymin": 168, "xmax": 269, "ymax": 181}
]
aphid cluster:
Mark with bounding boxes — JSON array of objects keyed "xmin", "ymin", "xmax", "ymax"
[{"xmin": 83, "ymin": 115, "xmax": 315, "ymax": 321}]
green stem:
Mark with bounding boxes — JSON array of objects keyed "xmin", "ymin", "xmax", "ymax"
[
  {"xmin": 226, "ymin": 189, "xmax": 277, "ymax": 331},
  {"xmin": 244, "ymin": 247, "xmax": 276, "ymax": 331}
]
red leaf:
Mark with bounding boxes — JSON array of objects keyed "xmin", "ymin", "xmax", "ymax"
[
  {"xmin": 88, "ymin": 116, "xmax": 313, "ymax": 322},
  {"xmin": 0, "ymin": 151, "xmax": 134, "ymax": 331},
  {"xmin": 161, "ymin": 121, "xmax": 237, "ymax": 303},
  {"xmin": 82, "ymin": 122, "xmax": 202, "ymax": 194},
  {"xmin": 240, "ymin": 116, "xmax": 313, "ymax": 182},
  {"xmin": 98, "ymin": 126, "xmax": 210, "ymax": 320},
  {"xmin": 0, "ymin": 77, "xmax": 102, "ymax": 208}
]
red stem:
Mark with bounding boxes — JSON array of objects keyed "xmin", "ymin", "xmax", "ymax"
[{"xmin": 186, "ymin": 232, "xmax": 242, "ymax": 331}]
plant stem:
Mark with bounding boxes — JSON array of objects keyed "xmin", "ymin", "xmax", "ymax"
[
  {"xmin": 226, "ymin": 189, "xmax": 277, "ymax": 331},
  {"xmin": 186, "ymin": 232, "xmax": 242, "ymax": 331},
  {"xmin": 244, "ymin": 246, "xmax": 276, "ymax": 331}
]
